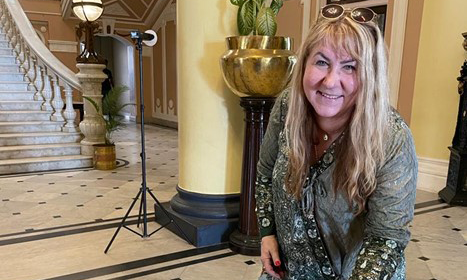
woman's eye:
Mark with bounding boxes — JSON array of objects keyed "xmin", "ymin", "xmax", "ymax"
[
  {"xmin": 316, "ymin": 60, "xmax": 328, "ymax": 66},
  {"xmin": 343, "ymin": 65, "xmax": 356, "ymax": 72}
]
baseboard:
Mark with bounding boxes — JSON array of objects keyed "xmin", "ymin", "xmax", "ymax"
[{"xmin": 417, "ymin": 157, "xmax": 449, "ymax": 193}]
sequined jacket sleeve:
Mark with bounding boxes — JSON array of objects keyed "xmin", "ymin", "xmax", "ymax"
[
  {"xmin": 255, "ymin": 91, "xmax": 288, "ymax": 238},
  {"xmin": 350, "ymin": 117, "xmax": 418, "ymax": 280}
]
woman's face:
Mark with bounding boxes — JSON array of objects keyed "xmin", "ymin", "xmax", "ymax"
[{"xmin": 303, "ymin": 43, "xmax": 359, "ymax": 124}]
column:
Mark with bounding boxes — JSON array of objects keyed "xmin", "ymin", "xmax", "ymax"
[{"xmin": 154, "ymin": 0, "xmax": 245, "ymax": 247}]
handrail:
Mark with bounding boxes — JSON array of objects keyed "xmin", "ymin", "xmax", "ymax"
[
  {"xmin": 0, "ymin": 0, "xmax": 81, "ymax": 133},
  {"xmin": 2, "ymin": 0, "xmax": 81, "ymax": 90}
]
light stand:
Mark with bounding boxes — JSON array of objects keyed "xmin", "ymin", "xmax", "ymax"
[{"xmin": 104, "ymin": 31, "xmax": 191, "ymax": 253}]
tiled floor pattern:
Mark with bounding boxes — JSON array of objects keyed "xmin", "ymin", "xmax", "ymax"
[{"xmin": 0, "ymin": 124, "xmax": 465, "ymax": 280}]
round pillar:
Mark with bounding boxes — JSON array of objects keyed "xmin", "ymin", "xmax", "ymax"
[{"xmin": 156, "ymin": 0, "xmax": 244, "ymax": 247}]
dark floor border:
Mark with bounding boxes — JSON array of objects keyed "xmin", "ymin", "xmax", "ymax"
[
  {"xmin": 0, "ymin": 166, "xmax": 93, "ymax": 178},
  {"xmin": 42, "ymin": 243, "xmax": 229, "ymax": 280},
  {"xmin": 106, "ymin": 251, "xmax": 237, "ymax": 280},
  {"xmin": 0, "ymin": 214, "xmax": 158, "ymax": 247},
  {"xmin": 414, "ymin": 199, "xmax": 444, "ymax": 209},
  {"xmin": 0, "ymin": 212, "xmax": 155, "ymax": 239},
  {"xmin": 0, "ymin": 158, "xmax": 129, "ymax": 179},
  {"xmin": 414, "ymin": 205, "xmax": 454, "ymax": 216}
]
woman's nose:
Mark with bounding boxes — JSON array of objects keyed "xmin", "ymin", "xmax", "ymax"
[{"xmin": 322, "ymin": 69, "xmax": 339, "ymax": 88}]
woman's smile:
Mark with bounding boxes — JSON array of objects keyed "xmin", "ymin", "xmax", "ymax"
[{"xmin": 303, "ymin": 44, "xmax": 358, "ymax": 123}]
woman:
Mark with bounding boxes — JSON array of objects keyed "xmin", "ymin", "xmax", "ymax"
[{"xmin": 256, "ymin": 4, "xmax": 417, "ymax": 280}]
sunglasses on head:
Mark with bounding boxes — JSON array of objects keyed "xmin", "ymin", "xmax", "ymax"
[{"xmin": 320, "ymin": 4, "xmax": 377, "ymax": 24}]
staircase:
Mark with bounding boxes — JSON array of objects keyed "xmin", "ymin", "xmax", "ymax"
[{"xmin": 0, "ymin": 31, "xmax": 92, "ymax": 175}]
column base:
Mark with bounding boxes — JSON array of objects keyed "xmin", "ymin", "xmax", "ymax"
[
  {"xmin": 154, "ymin": 186, "xmax": 240, "ymax": 247},
  {"xmin": 438, "ymin": 146, "xmax": 467, "ymax": 206},
  {"xmin": 439, "ymin": 187, "xmax": 467, "ymax": 206},
  {"xmin": 229, "ymin": 229, "xmax": 261, "ymax": 256}
]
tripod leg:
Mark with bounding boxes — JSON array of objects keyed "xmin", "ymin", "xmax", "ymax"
[
  {"xmin": 137, "ymin": 186, "xmax": 144, "ymax": 228},
  {"xmin": 147, "ymin": 188, "xmax": 193, "ymax": 245},
  {"xmin": 104, "ymin": 189, "xmax": 143, "ymax": 253}
]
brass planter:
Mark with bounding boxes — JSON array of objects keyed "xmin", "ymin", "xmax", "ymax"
[
  {"xmin": 94, "ymin": 144, "xmax": 116, "ymax": 170},
  {"xmin": 220, "ymin": 36, "xmax": 297, "ymax": 97}
]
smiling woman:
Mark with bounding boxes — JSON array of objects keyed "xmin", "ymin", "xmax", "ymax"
[{"xmin": 255, "ymin": 4, "xmax": 417, "ymax": 280}]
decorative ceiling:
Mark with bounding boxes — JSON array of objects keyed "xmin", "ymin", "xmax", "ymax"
[{"xmin": 61, "ymin": 0, "xmax": 173, "ymax": 28}]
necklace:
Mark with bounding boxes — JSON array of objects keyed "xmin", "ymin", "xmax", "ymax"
[{"xmin": 315, "ymin": 125, "xmax": 330, "ymax": 142}]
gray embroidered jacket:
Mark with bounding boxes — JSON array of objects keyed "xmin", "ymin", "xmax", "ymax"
[{"xmin": 255, "ymin": 90, "xmax": 417, "ymax": 280}]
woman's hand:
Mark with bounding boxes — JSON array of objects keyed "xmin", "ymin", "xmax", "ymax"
[{"xmin": 260, "ymin": 235, "xmax": 285, "ymax": 279}]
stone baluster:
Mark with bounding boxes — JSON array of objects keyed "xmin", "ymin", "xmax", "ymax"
[
  {"xmin": 77, "ymin": 63, "xmax": 107, "ymax": 155},
  {"xmin": 1, "ymin": 11, "xmax": 8, "ymax": 29},
  {"xmin": 62, "ymin": 83, "xmax": 78, "ymax": 132},
  {"xmin": 0, "ymin": 4, "xmax": 4, "ymax": 31},
  {"xmin": 26, "ymin": 51, "xmax": 36, "ymax": 91},
  {"xmin": 9, "ymin": 25, "xmax": 16, "ymax": 53},
  {"xmin": 17, "ymin": 38, "xmax": 26, "ymax": 74},
  {"xmin": 41, "ymin": 68, "xmax": 53, "ymax": 111},
  {"xmin": 0, "ymin": 8, "xmax": 7, "ymax": 28},
  {"xmin": 51, "ymin": 74, "xmax": 64, "ymax": 121},
  {"xmin": 6, "ymin": 15, "xmax": 13, "ymax": 41},
  {"xmin": 34, "ymin": 63, "xmax": 44, "ymax": 101}
]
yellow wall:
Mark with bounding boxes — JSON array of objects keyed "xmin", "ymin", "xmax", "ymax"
[{"xmin": 410, "ymin": 0, "xmax": 467, "ymax": 160}]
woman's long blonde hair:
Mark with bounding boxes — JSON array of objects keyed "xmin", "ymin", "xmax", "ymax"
[{"xmin": 285, "ymin": 17, "xmax": 390, "ymax": 214}]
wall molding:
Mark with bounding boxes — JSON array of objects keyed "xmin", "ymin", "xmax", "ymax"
[
  {"xmin": 417, "ymin": 156, "xmax": 449, "ymax": 193},
  {"xmin": 301, "ymin": 0, "xmax": 311, "ymax": 41},
  {"xmin": 387, "ymin": 0, "xmax": 408, "ymax": 108},
  {"xmin": 151, "ymin": 2, "xmax": 177, "ymax": 124},
  {"xmin": 24, "ymin": 11, "xmax": 61, "ymax": 16},
  {"xmin": 48, "ymin": 40, "xmax": 77, "ymax": 53}
]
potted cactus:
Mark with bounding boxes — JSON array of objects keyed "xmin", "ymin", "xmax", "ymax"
[{"xmin": 83, "ymin": 85, "xmax": 133, "ymax": 170}]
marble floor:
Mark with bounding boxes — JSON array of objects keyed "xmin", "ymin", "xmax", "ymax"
[{"xmin": 0, "ymin": 123, "xmax": 465, "ymax": 280}]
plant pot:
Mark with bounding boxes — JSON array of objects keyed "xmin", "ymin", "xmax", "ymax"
[
  {"xmin": 94, "ymin": 144, "xmax": 116, "ymax": 170},
  {"xmin": 220, "ymin": 35, "xmax": 297, "ymax": 97}
]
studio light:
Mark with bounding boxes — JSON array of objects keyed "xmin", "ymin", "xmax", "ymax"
[{"xmin": 72, "ymin": 0, "xmax": 105, "ymax": 64}]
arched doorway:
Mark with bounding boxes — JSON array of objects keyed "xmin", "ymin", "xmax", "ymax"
[{"xmin": 94, "ymin": 34, "xmax": 137, "ymax": 121}]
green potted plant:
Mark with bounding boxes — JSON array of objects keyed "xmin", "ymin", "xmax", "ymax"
[
  {"xmin": 83, "ymin": 85, "xmax": 133, "ymax": 170},
  {"xmin": 232, "ymin": 0, "xmax": 283, "ymax": 36}
]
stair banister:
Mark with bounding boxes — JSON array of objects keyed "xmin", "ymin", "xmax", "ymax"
[{"xmin": 2, "ymin": 0, "xmax": 81, "ymax": 91}]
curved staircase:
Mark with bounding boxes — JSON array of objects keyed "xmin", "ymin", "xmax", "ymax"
[{"xmin": 0, "ymin": 16, "xmax": 92, "ymax": 175}]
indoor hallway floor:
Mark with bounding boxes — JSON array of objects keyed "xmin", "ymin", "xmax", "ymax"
[{"xmin": 0, "ymin": 124, "xmax": 465, "ymax": 280}]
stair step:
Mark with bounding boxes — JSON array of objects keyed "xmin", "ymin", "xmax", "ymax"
[
  {"xmin": 0, "ymin": 47, "xmax": 13, "ymax": 55},
  {"xmin": 0, "ymin": 121, "xmax": 64, "ymax": 133},
  {"xmin": 0, "ymin": 55, "xmax": 16, "ymax": 64},
  {"xmin": 0, "ymin": 101, "xmax": 43, "ymax": 110},
  {"xmin": 0, "ymin": 155, "xmax": 93, "ymax": 175},
  {"xmin": 0, "ymin": 110, "xmax": 51, "ymax": 121},
  {"xmin": 0, "ymin": 40, "xmax": 9, "ymax": 48},
  {"xmin": 0, "ymin": 132, "xmax": 82, "ymax": 146},
  {"xmin": 0, "ymin": 81, "xmax": 29, "ymax": 91},
  {"xmin": 0, "ymin": 63, "xmax": 19, "ymax": 72},
  {"xmin": 0, "ymin": 91, "xmax": 35, "ymax": 100},
  {"xmin": 0, "ymin": 143, "xmax": 81, "ymax": 160},
  {"xmin": 0, "ymin": 72, "xmax": 26, "ymax": 81}
]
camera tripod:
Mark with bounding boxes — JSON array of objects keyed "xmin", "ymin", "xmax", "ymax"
[{"xmin": 104, "ymin": 31, "xmax": 191, "ymax": 253}]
